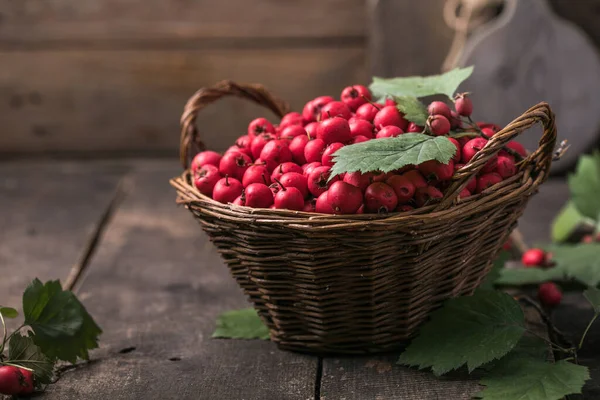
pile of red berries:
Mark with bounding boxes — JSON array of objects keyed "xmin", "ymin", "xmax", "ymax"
[
  {"xmin": 521, "ymin": 248, "xmax": 563, "ymax": 308},
  {"xmin": 190, "ymin": 84, "xmax": 527, "ymax": 214}
]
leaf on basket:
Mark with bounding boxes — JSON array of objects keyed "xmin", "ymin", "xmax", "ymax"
[
  {"xmin": 330, "ymin": 134, "xmax": 456, "ymax": 179},
  {"xmin": 475, "ymin": 356, "xmax": 589, "ymax": 400},
  {"xmin": 398, "ymin": 290, "xmax": 526, "ymax": 376},
  {"xmin": 479, "ymin": 251, "xmax": 511, "ymax": 290},
  {"xmin": 370, "ymin": 66, "xmax": 474, "ymax": 100},
  {"xmin": 568, "ymin": 151, "xmax": 600, "ymax": 220},
  {"xmin": 496, "ymin": 244, "xmax": 600, "ymax": 287},
  {"xmin": 551, "ymin": 200, "xmax": 590, "ymax": 243},
  {"xmin": 212, "ymin": 308, "xmax": 270, "ymax": 340},
  {"xmin": 394, "ymin": 96, "xmax": 429, "ymax": 126},
  {"xmin": 584, "ymin": 287, "xmax": 600, "ymax": 313}
]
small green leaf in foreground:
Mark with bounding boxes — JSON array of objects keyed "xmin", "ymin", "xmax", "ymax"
[
  {"xmin": 394, "ymin": 96, "xmax": 429, "ymax": 126},
  {"xmin": 330, "ymin": 134, "xmax": 456, "ymax": 179},
  {"xmin": 212, "ymin": 308, "xmax": 270, "ymax": 340},
  {"xmin": 398, "ymin": 290, "xmax": 526, "ymax": 376},
  {"xmin": 584, "ymin": 287, "xmax": 600, "ymax": 313},
  {"xmin": 568, "ymin": 151, "xmax": 600, "ymax": 220},
  {"xmin": 8, "ymin": 332, "xmax": 55, "ymax": 385},
  {"xmin": 370, "ymin": 66, "xmax": 474, "ymax": 100},
  {"xmin": 23, "ymin": 279, "xmax": 102, "ymax": 363},
  {"xmin": 0, "ymin": 307, "xmax": 18, "ymax": 319},
  {"xmin": 551, "ymin": 200, "xmax": 589, "ymax": 243},
  {"xmin": 476, "ymin": 356, "xmax": 589, "ymax": 400}
]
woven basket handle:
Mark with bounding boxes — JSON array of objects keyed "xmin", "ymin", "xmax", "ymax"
[
  {"xmin": 179, "ymin": 80, "xmax": 291, "ymax": 169},
  {"xmin": 436, "ymin": 101, "xmax": 557, "ymax": 210}
]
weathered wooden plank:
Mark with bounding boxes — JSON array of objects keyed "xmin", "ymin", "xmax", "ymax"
[
  {"xmin": 0, "ymin": 0, "xmax": 365, "ymax": 44},
  {"xmin": 43, "ymin": 161, "xmax": 318, "ymax": 400},
  {"xmin": 0, "ymin": 48, "xmax": 366, "ymax": 156},
  {"xmin": 367, "ymin": 0, "xmax": 454, "ymax": 77},
  {"xmin": 0, "ymin": 161, "xmax": 125, "ymax": 321},
  {"xmin": 319, "ymin": 307, "xmax": 548, "ymax": 400}
]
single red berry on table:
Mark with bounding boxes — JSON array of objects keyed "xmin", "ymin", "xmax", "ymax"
[
  {"xmin": 191, "ymin": 150, "xmax": 222, "ymax": 171},
  {"xmin": 317, "ymin": 117, "xmax": 352, "ymax": 144},
  {"xmin": 193, "ymin": 164, "xmax": 221, "ymax": 196},
  {"xmin": 243, "ymin": 164, "xmax": 271, "ymax": 187},
  {"xmin": 328, "ymin": 181, "xmax": 363, "ymax": 214},
  {"xmin": 386, "ymin": 175, "xmax": 416, "ymax": 203},
  {"xmin": 320, "ymin": 101, "xmax": 353, "ymax": 121},
  {"xmin": 0, "ymin": 366, "xmax": 26, "ymax": 396},
  {"xmin": 219, "ymin": 151, "xmax": 251, "ymax": 181},
  {"xmin": 304, "ymin": 138, "xmax": 327, "ymax": 164},
  {"xmin": 522, "ymin": 248, "xmax": 547, "ymax": 267},
  {"xmin": 427, "ymin": 115, "xmax": 451, "ymax": 136},
  {"xmin": 302, "ymin": 96, "xmax": 335, "ymax": 123},
  {"xmin": 308, "ymin": 166, "xmax": 339, "ymax": 197},
  {"xmin": 373, "ymin": 106, "xmax": 409, "ymax": 131},
  {"xmin": 538, "ymin": 282, "xmax": 562, "ymax": 307},
  {"xmin": 427, "ymin": 101, "xmax": 452, "ymax": 119},
  {"xmin": 454, "ymin": 93, "xmax": 473, "ymax": 117},
  {"xmin": 248, "ymin": 117, "xmax": 275, "ymax": 138},
  {"xmin": 244, "ymin": 183, "xmax": 274, "ymax": 208},
  {"xmin": 364, "ymin": 182, "xmax": 398, "ymax": 213},
  {"xmin": 321, "ymin": 142, "xmax": 345, "ymax": 167},
  {"xmin": 213, "ymin": 176, "xmax": 243, "ymax": 204},
  {"xmin": 355, "ymin": 102, "xmax": 380, "ymax": 122},
  {"xmin": 376, "ymin": 126, "xmax": 404, "ymax": 138},
  {"xmin": 19, "ymin": 368, "xmax": 34, "ymax": 395},
  {"xmin": 340, "ymin": 85, "xmax": 371, "ymax": 111}
]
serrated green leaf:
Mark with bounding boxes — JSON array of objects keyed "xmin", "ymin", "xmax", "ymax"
[
  {"xmin": 551, "ymin": 201, "xmax": 587, "ymax": 243},
  {"xmin": 584, "ymin": 287, "xmax": 600, "ymax": 313},
  {"xmin": 479, "ymin": 251, "xmax": 511, "ymax": 290},
  {"xmin": 23, "ymin": 279, "xmax": 102, "ymax": 363},
  {"xmin": 330, "ymin": 134, "xmax": 455, "ymax": 179},
  {"xmin": 394, "ymin": 96, "xmax": 429, "ymax": 126},
  {"xmin": 212, "ymin": 308, "xmax": 270, "ymax": 340},
  {"xmin": 0, "ymin": 307, "xmax": 18, "ymax": 319},
  {"xmin": 497, "ymin": 243, "xmax": 600, "ymax": 287},
  {"xmin": 370, "ymin": 66, "xmax": 474, "ymax": 100},
  {"xmin": 398, "ymin": 290, "xmax": 525, "ymax": 376},
  {"xmin": 476, "ymin": 356, "xmax": 589, "ymax": 400},
  {"xmin": 568, "ymin": 152, "xmax": 600, "ymax": 220},
  {"xmin": 8, "ymin": 332, "xmax": 55, "ymax": 385}
]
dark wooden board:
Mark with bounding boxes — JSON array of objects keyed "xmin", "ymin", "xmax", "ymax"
[
  {"xmin": 0, "ymin": 0, "xmax": 365, "ymax": 44},
  {"xmin": 0, "ymin": 48, "xmax": 365, "ymax": 156},
  {"xmin": 0, "ymin": 161, "xmax": 125, "ymax": 316},
  {"xmin": 42, "ymin": 161, "xmax": 318, "ymax": 400}
]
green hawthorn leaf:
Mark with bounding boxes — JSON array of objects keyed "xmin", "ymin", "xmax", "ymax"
[
  {"xmin": 0, "ymin": 307, "xmax": 18, "ymax": 319},
  {"xmin": 212, "ymin": 308, "xmax": 270, "ymax": 340},
  {"xmin": 330, "ymin": 134, "xmax": 455, "ymax": 179},
  {"xmin": 394, "ymin": 96, "xmax": 429, "ymax": 126},
  {"xmin": 476, "ymin": 356, "xmax": 589, "ymax": 400},
  {"xmin": 569, "ymin": 151, "xmax": 600, "ymax": 220},
  {"xmin": 398, "ymin": 290, "xmax": 526, "ymax": 376},
  {"xmin": 370, "ymin": 66, "xmax": 474, "ymax": 100},
  {"xmin": 551, "ymin": 201, "xmax": 588, "ymax": 243},
  {"xmin": 497, "ymin": 243, "xmax": 600, "ymax": 287},
  {"xmin": 8, "ymin": 332, "xmax": 55, "ymax": 385},
  {"xmin": 23, "ymin": 279, "xmax": 102, "ymax": 363},
  {"xmin": 584, "ymin": 287, "xmax": 600, "ymax": 313},
  {"xmin": 479, "ymin": 251, "xmax": 511, "ymax": 290}
]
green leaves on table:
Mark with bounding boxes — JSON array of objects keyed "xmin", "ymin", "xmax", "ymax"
[
  {"xmin": 476, "ymin": 357, "xmax": 589, "ymax": 400},
  {"xmin": 0, "ymin": 307, "xmax": 18, "ymax": 319},
  {"xmin": 370, "ymin": 66, "xmax": 474, "ymax": 100},
  {"xmin": 212, "ymin": 308, "xmax": 270, "ymax": 340},
  {"xmin": 330, "ymin": 134, "xmax": 456, "ymax": 179},
  {"xmin": 551, "ymin": 201, "xmax": 589, "ymax": 243},
  {"xmin": 8, "ymin": 333, "xmax": 54, "ymax": 385},
  {"xmin": 496, "ymin": 244, "xmax": 600, "ymax": 287},
  {"xmin": 23, "ymin": 279, "xmax": 102, "ymax": 363},
  {"xmin": 398, "ymin": 290, "xmax": 526, "ymax": 375},
  {"xmin": 568, "ymin": 151, "xmax": 600, "ymax": 221},
  {"xmin": 394, "ymin": 96, "xmax": 429, "ymax": 126}
]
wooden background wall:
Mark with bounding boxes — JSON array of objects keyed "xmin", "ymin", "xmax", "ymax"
[{"xmin": 0, "ymin": 0, "xmax": 597, "ymax": 158}]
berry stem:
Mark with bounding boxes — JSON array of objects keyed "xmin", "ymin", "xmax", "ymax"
[
  {"xmin": 516, "ymin": 295, "xmax": 574, "ymax": 349},
  {"xmin": 525, "ymin": 328, "xmax": 573, "ymax": 354},
  {"xmin": 578, "ymin": 312, "xmax": 599, "ymax": 350},
  {"xmin": 360, "ymin": 95, "xmax": 381, "ymax": 111},
  {"xmin": 261, "ymin": 174, "xmax": 268, "ymax": 185},
  {"xmin": 273, "ymin": 177, "xmax": 286, "ymax": 191}
]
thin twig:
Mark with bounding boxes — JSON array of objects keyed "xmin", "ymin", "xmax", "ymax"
[{"xmin": 516, "ymin": 295, "xmax": 574, "ymax": 349}]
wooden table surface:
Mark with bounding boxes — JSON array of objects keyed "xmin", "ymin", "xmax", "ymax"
[{"xmin": 0, "ymin": 159, "xmax": 597, "ymax": 400}]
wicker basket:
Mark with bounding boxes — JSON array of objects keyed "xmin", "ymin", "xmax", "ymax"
[{"xmin": 170, "ymin": 81, "xmax": 557, "ymax": 354}]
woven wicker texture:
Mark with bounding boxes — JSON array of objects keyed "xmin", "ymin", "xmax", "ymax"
[{"xmin": 171, "ymin": 81, "xmax": 557, "ymax": 354}]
